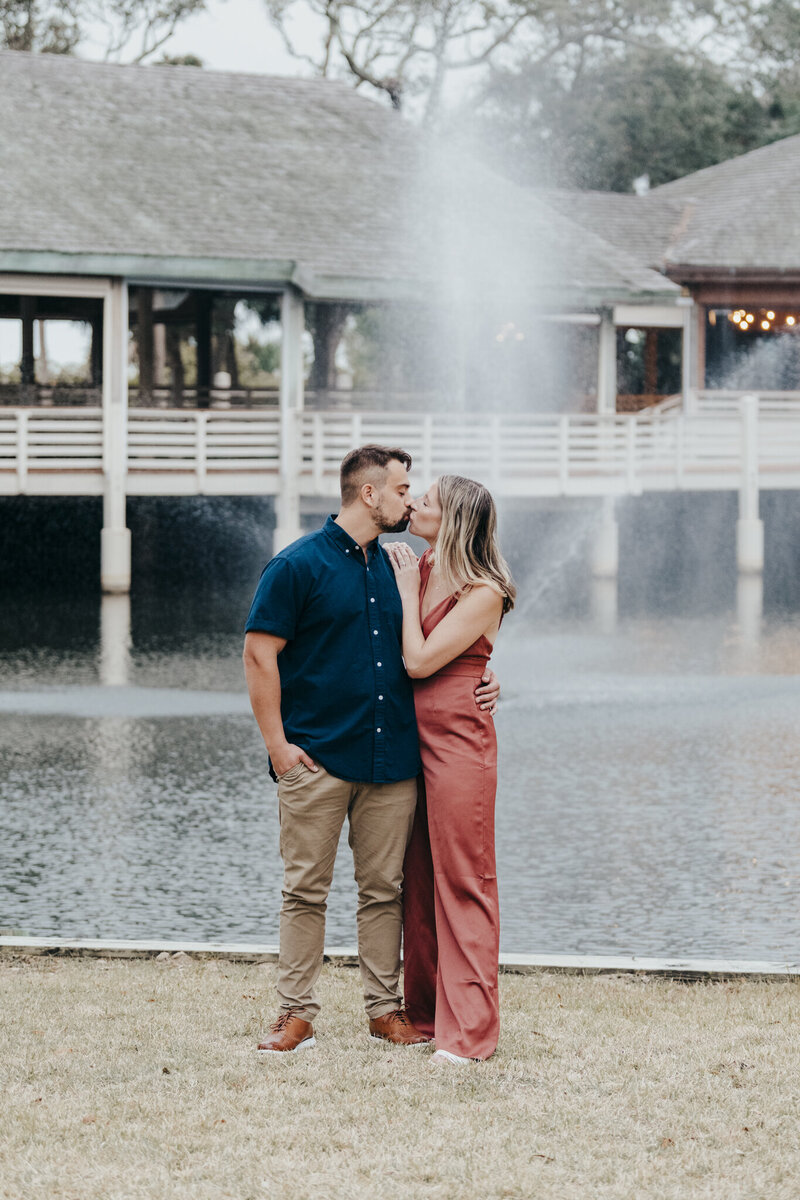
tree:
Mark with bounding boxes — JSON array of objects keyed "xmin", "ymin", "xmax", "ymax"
[
  {"xmin": 262, "ymin": 0, "xmax": 800, "ymax": 124},
  {"xmin": 156, "ymin": 52, "xmax": 203, "ymax": 65},
  {"xmin": 266, "ymin": 0, "xmax": 515, "ymax": 119},
  {"xmin": 1, "ymin": 1, "xmax": 80, "ymax": 52},
  {"xmin": 466, "ymin": 44, "xmax": 800, "ymax": 191},
  {"xmin": 265, "ymin": 0, "xmax": 691, "ymax": 122},
  {"xmin": 0, "ymin": 0, "xmax": 207, "ymax": 62}
]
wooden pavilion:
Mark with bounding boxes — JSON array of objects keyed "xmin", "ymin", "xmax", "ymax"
[{"xmin": 0, "ymin": 51, "xmax": 686, "ymax": 589}]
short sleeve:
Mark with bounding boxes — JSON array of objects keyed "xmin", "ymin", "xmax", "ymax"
[{"xmin": 244, "ymin": 555, "xmax": 307, "ymax": 640}]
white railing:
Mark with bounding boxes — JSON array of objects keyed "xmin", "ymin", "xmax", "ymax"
[
  {"xmin": 1, "ymin": 399, "xmax": 800, "ymax": 497},
  {"xmin": 696, "ymin": 389, "xmax": 800, "ymax": 416},
  {"xmin": 0, "ymin": 408, "xmax": 104, "ymax": 491},
  {"xmin": 126, "ymin": 410, "xmax": 281, "ymax": 476},
  {"xmin": 296, "ymin": 402, "xmax": 773, "ymax": 493},
  {"xmin": 692, "ymin": 391, "xmax": 800, "ymax": 473}
]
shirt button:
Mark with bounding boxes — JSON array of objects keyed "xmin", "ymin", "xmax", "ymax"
[
  {"xmin": 377, "ymin": 661, "xmax": 382, "ymax": 667},
  {"xmin": 378, "ymin": 694, "xmax": 384, "ymax": 700},
  {"xmin": 373, "ymin": 629, "xmax": 378, "ymax": 635},
  {"xmin": 370, "ymin": 597, "xmax": 375, "ymax": 603},
  {"xmin": 376, "ymin": 727, "xmax": 382, "ymax": 733},
  {"xmin": 345, "ymin": 549, "xmax": 350, "ymax": 554}
]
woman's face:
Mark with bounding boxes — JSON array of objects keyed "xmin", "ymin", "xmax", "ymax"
[{"xmin": 408, "ymin": 481, "xmax": 442, "ymax": 544}]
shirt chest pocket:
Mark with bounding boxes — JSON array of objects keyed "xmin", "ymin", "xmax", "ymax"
[{"xmin": 301, "ymin": 577, "xmax": 375, "ymax": 641}]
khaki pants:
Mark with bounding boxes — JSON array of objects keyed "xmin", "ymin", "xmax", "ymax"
[{"xmin": 276, "ymin": 763, "xmax": 418, "ymax": 1022}]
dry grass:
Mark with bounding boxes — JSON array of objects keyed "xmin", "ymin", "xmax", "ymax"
[{"xmin": 1, "ymin": 955, "xmax": 799, "ymax": 1200}]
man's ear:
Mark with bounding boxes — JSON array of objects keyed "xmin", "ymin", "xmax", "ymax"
[{"xmin": 361, "ymin": 482, "xmax": 377, "ymax": 509}]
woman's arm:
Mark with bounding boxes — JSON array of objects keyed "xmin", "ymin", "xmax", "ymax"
[{"xmin": 386, "ymin": 543, "xmax": 503, "ymax": 679}]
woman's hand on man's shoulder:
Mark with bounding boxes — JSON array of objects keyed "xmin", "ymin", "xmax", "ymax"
[
  {"xmin": 384, "ymin": 540, "xmax": 418, "ymax": 561},
  {"xmin": 385, "ymin": 541, "xmax": 421, "ymax": 597}
]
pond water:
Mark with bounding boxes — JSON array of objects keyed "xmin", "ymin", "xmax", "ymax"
[{"xmin": 1, "ymin": 580, "xmax": 799, "ymax": 958}]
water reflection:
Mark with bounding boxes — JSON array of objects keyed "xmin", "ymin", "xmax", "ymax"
[
  {"xmin": 0, "ymin": 585, "xmax": 799, "ymax": 956},
  {"xmin": 591, "ymin": 577, "xmax": 618, "ymax": 635},
  {"xmin": 734, "ymin": 574, "xmax": 763, "ymax": 665},
  {"xmin": 99, "ymin": 594, "xmax": 131, "ymax": 686}
]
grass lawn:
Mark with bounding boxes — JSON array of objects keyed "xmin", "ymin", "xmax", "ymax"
[{"xmin": 1, "ymin": 954, "xmax": 798, "ymax": 1200}]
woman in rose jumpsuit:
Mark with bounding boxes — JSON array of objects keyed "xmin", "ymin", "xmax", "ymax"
[{"xmin": 387, "ymin": 475, "xmax": 515, "ymax": 1064}]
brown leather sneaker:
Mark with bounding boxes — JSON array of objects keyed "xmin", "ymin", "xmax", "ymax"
[
  {"xmin": 368, "ymin": 1008, "xmax": 432, "ymax": 1046},
  {"xmin": 257, "ymin": 1011, "xmax": 316, "ymax": 1055}
]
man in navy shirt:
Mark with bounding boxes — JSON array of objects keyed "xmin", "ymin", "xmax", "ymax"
[{"xmin": 244, "ymin": 445, "xmax": 499, "ymax": 1054}]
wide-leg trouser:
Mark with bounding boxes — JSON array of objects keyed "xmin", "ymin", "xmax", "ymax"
[
  {"xmin": 276, "ymin": 763, "xmax": 418, "ymax": 1022},
  {"xmin": 402, "ymin": 672, "xmax": 500, "ymax": 1060}
]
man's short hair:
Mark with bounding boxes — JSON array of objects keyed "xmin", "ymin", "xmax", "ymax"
[{"xmin": 339, "ymin": 444, "xmax": 412, "ymax": 506}]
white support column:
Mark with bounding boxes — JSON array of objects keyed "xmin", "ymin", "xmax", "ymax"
[
  {"xmin": 681, "ymin": 301, "xmax": 697, "ymax": 414},
  {"xmin": 101, "ymin": 279, "xmax": 131, "ymax": 593},
  {"xmin": 596, "ymin": 308, "xmax": 617, "ymax": 414},
  {"xmin": 737, "ymin": 393, "xmax": 764, "ymax": 574},
  {"xmin": 591, "ymin": 494, "xmax": 619, "ymax": 579},
  {"xmin": 274, "ymin": 287, "xmax": 305, "ymax": 553}
]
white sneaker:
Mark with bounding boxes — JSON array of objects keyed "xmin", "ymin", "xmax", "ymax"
[{"xmin": 430, "ymin": 1048, "xmax": 479, "ymax": 1065}]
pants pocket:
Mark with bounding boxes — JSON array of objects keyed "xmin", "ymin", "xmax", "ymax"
[{"xmin": 277, "ymin": 762, "xmax": 308, "ymax": 784}]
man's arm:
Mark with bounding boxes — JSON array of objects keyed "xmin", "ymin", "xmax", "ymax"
[{"xmin": 243, "ymin": 631, "xmax": 318, "ymax": 776}]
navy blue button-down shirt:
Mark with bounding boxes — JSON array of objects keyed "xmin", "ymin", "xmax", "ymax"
[{"xmin": 245, "ymin": 516, "xmax": 421, "ymax": 784}]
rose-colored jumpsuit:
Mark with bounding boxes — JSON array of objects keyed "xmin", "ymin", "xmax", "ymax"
[{"xmin": 402, "ymin": 550, "xmax": 500, "ymax": 1060}]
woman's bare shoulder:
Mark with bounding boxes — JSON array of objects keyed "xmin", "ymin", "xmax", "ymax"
[{"xmin": 457, "ymin": 580, "xmax": 505, "ymax": 610}]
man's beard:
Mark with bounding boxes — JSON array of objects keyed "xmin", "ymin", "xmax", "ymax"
[{"xmin": 375, "ymin": 503, "xmax": 410, "ymax": 534}]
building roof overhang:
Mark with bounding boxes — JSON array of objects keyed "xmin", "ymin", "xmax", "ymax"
[
  {"xmin": 666, "ymin": 265, "xmax": 800, "ymax": 285},
  {"xmin": 0, "ymin": 249, "xmax": 680, "ymax": 309}
]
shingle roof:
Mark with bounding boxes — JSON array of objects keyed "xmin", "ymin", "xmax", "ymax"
[
  {"xmin": 0, "ymin": 51, "xmax": 679, "ymax": 304},
  {"xmin": 543, "ymin": 135, "xmax": 800, "ymax": 277},
  {"xmin": 650, "ymin": 135, "xmax": 800, "ymax": 271},
  {"xmin": 541, "ymin": 190, "xmax": 687, "ymax": 271}
]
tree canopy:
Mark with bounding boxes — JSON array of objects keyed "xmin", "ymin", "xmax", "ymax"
[
  {"xmin": 0, "ymin": 0, "xmax": 206, "ymax": 62},
  {"xmin": 467, "ymin": 45, "xmax": 800, "ymax": 191},
  {"xmin": 265, "ymin": 0, "xmax": 691, "ymax": 122}
]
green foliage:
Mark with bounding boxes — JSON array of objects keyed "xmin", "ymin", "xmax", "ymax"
[
  {"xmin": 155, "ymin": 53, "xmax": 203, "ymax": 66},
  {"xmin": 340, "ymin": 307, "xmax": 384, "ymax": 389},
  {"xmin": 470, "ymin": 44, "xmax": 800, "ymax": 191},
  {"xmin": 243, "ymin": 336, "xmax": 280, "ymax": 378},
  {"xmin": 0, "ymin": 1, "xmax": 80, "ymax": 53},
  {"xmin": 0, "ymin": 0, "xmax": 207, "ymax": 62},
  {"xmin": 338, "ymin": 304, "xmax": 447, "ymax": 392},
  {"xmin": 234, "ymin": 298, "xmax": 282, "ymax": 387}
]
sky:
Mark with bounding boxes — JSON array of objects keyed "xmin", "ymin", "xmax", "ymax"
[{"xmin": 83, "ymin": 0, "xmax": 319, "ymax": 77}]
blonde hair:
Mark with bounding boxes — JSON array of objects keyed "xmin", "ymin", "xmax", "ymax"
[{"xmin": 431, "ymin": 475, "xmax": 516, "ymax": 613}]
